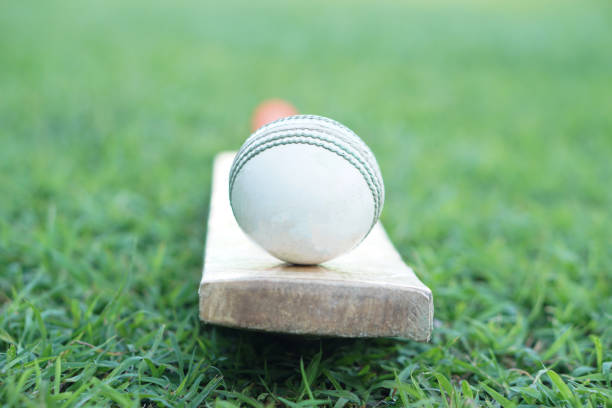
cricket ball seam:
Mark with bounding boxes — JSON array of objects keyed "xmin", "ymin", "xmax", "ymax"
[
  {"xmin": 244, "ymin": 125, "xmax": 379, "ymax": 179},
  {"xmin": 231, "ymin": 135, "xmax": 380, "ymax": 212},
  {"xmin": 237, "ymin": 125, "xmax": 383, "ymax": 200},
  {"xmin": 230, "ymin": 130, "xmax": 383, "ymax": 218},
  {"xmin": 246, "ymin": 115, "xmax": 381, "ymax": 177},
  {"xmin": 230, "ymin": 137, "xmax": 381, "ymax": 231},
  {"xmin": 252, "ymin": 114, "xmax": 359, "ymax": 142}
]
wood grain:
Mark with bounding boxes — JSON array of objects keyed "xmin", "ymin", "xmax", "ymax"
[{"xmin": 199, "ymin": 152, "xmax": 433, "ymax": 340}]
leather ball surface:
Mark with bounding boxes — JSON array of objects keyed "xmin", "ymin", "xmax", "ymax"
[{"xmin": 230, "ymin": 115, "xmax": 384, "ymax": 265}]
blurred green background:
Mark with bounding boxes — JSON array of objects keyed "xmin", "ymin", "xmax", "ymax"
[{"xmin": 1, "ymin": 0, "xmax": 611, "ymax": 406}]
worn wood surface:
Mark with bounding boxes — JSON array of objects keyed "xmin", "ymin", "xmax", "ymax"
[{"xmin": 199, "ymin": 152, "xmax": 433, "ymax": 340}]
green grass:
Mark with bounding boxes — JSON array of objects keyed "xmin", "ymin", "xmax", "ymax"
[{"xmin": 1, "ymin": 0, "xmax": 611, "ymax": 406}]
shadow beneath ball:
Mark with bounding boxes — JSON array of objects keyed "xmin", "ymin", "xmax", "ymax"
[{"xmin": 266, "ymin": 262, "xmax": 334, "ymax": 273}]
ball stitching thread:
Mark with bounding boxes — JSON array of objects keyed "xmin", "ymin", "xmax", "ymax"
[
  {"xmin": 230, "ymin": 137, "xmax": 381, "ymax": 230},
  {"xmin": 231, "ymin": 130, "xmax": 384, "ymax": 217}
]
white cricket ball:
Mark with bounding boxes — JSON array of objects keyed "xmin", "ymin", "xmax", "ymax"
[{"xmin": 229, "ymin": 115, "xmax": 384, "ymax": 265}]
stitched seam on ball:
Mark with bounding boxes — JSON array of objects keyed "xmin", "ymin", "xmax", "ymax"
[
  {"xmin": 248, "ymin": 116, "xmax": 382, "ymax": 181},
  {"xmin": 255, "ymin": 115, "xmax": 360, "ymax": 142},
  {"xmin": 236, "ymin": 114, "xmax": 385, "ymax": 218},
  {"xmin": 241, "ymin": 129, "xmax": 383, "ymax": 203},
  {"xmin": 230, "ymin": 134, "xmax": 381, "ymax": 220},
  {"xmin": 250, "ymin": 115, "xmax": 385, "ymax": 206},
  {"xmin": 230, "ymin": 139, "xmax": 379, "ymax": 230},
  {"xmin": 249, "ymin": 117, "xmax": 374, "ymax": 164},
  {"xmin": 230, "ymin": 136, "xmax": 380, "ymax": 220},
  {"xmin": 245, "ymin": 115, "xmax": 385, "ymax": 207},
  {"xmin": 233, "ymin": 130, "xmax": 378, "ymax": 193},
  {"xmin": 252, "ymin": 114, "xmax": 348, "ymax": 137},
  {"xmin": 243, "ymin": 125, "xmax": 383, "ymax": 194},
  {"xmin": 232, "ymin": 130, "xmax": 383, "ymax": 216},
  {"xmin": 230, "ymin": 138, "xmax": 380, "ymax": 228}
]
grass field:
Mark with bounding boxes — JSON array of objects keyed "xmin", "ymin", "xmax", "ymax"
[{"xmin": 1, "ymin": 0, "xmax": 611, "ymax": 406}]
